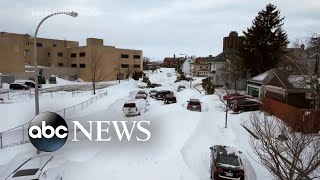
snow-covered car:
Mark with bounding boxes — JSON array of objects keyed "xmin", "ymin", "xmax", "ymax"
[
  {"xmin": 122, "ymin": 99, "xmax": 147, "ymax": 116},
  {"xmin": 209, "ymin": 145, "xmax": 245, "ymax": 180},
  {"xmin": 177, "ymin": 85, "xmax": 186, "ymax": 92},
  {"xmin": 164, "ymin": 94, "xmax": 177, "ymax": 104},
  {"xmin": 135, "ymin": 90, "xmax": 148, "ymax": 100},
  {"xmin": 147, "ymin": 83, "xmax": 162, "ymax": 88},
  {"xmin": 6, "ymin": 155, "xmax": 54, "ymax": 180},
  {"xmin": 232, "ymin": 99, "xmax": 261, "ymax": 113},
  {"xmin": 149, "ymin": 90, "xmax": 157, "ymax": 98},
  {"xmin": 187, "ymin": 99, "xmax": 202, "ymax": 112},
  {"xmin": 155, "ymin": 90, "xmax": 174, "ymax": 100},
  {"xmin": 137, "ymin": 82, "xmax": 147, "ymax": 89}
]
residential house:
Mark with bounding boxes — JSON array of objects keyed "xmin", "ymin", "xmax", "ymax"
[
  {"xmin": 248, "ymin": 68, "xmax": 320, "ymax": 132},
  {"xmin": 191, "ymin": 56, "xmax": 212, "ymax": 77},
  {"xmin": 208, "ymin": 48, "xmax": 247, "ymax": 89},
  {"xmin": 162, "ymin": 57, "xmax": 186, "ymax": 72}
]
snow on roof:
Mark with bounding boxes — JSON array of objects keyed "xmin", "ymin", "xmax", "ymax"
[
  {"xmin": 288, "ymin": 75, "xmax": 311, "ymax": 89},
  {"xmin": 251, "ymin": 71, "xmax": 269, "ymax": 81}
]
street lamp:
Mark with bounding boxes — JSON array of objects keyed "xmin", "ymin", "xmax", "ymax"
[{"xmin": 34, "ymin": 11, "xmax": 78, "ymax": 116}]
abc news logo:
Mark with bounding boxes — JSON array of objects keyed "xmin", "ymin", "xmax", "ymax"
[{"xmin": 28, "ymin": 112, "xmax": 151, "ymax": 152}]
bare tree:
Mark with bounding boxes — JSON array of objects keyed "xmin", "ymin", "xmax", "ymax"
[
  {"xmin": 248, "ymin": 113, "xmax": 320, "ymax": 180},
  {"xmin": 281, "ymin": 35, "xmax": 320, "ymax": 109},
  {"xmin": 143, "ymin": 57, "xmax": 150, "ymax": 70},
  {"xmin": 220, "ymin": 56, "xmax": 246, "ymax": 92},
  {"xmin": 90, "ymin": 48, "xmax": 113, "ymax": 95},
  {"xmin": 215, "ymin": 85, "xmax": 230, "ymax": 128}
]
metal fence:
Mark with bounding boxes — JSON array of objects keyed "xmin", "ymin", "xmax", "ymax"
[{"xmin": 0, "ymin": 91, "xmax": 108, "ymax": 149}]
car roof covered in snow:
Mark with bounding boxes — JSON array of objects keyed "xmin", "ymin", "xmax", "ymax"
[{"xmin": 214, "ymin": 145, "xmax": 240, "ymax": 158}]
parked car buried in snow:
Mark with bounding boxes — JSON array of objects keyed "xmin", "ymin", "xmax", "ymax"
[
  {"xmin": 155, "ymin": 90, "xmax": 174, "ymax": 100},
  {"xmin": 232, "ymin": 99, "xmax": 261, "ymax": 113},
  {"xmin": 164, "ymin": 94, "xmax": 177, "ymax": 104},
  {"xmin": 148, "ymin": 83, "xmax": 162, "ymax": 88},
  {"xmin": 209, "ymin": 145, "xmax": 245, "ymax": 180},
  {"xmin": 149, "ymin": 90, "xmax": 157, "ymax": 98},
  {"xmin": 122, "ymin": 99, "xmax": 147, "ymax": 116},
  {"xmin": 177, "ymin": 85, "xmax": 186, "ymax": 92},
  {"xmin": 135, "ymin": 90, "xmax": 148, "ymax": 100},
  {"xmin": 186, "ymin": 99, "xmax": 202, "ymax": 112},
  {"xmin": 223, "ymin": 93, "xmax": 253, "ymax": 101}
]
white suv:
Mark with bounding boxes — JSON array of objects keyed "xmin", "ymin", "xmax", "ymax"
[{"xmin": 123, "ymin": 99, "xmax": 147, "ymax": 116}]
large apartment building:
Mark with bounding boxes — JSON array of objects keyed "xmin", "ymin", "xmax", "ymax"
[{"xmin": 0, "ymin": 32, "xmax": 143, "ymax": 81}]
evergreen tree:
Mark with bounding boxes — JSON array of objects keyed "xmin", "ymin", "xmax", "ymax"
[{"xmin": 241, "ymin": 4, "xmax": 289, "ymax": 75}]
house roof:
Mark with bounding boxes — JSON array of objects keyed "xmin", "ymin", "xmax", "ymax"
[
  {"xmin": 248, "ymin": 68, "xmax": 293, "ymax": 88},
  {"xmin": 248, "ymin": 68, "xmax": 319, "ymax": 90},
  {"xmin": 194, "ymin": 56, "xmax": 213, "ymax": 64},
  {"xmin": 210, "ymin": 48, "xmax": 240, "ymax": 63}
]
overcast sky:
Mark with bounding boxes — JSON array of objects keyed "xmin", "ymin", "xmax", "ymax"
[{"xmin": 1, "ymin": 0, "xmax": 319, "ymax": 60}]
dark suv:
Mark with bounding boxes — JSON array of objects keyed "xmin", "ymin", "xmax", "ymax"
[
  {"xmin": 210, "ymin": 145, "xmax": 245, "ymax": 180},
  {"xmin": 155, "ymin": 90, "xmax": 174, "ymax": 100},
  {"xmin": 187, "ymin": 99, "xmax": 202, "ymax": 112},
  {"xmin": 164, "ymin": 94, "xmax": 177, "ymax": 104},
  {"xmin": 232, "ymin": 99, "xmax": 261, "ymax": 113},
  {"xmin": 9, "ymin": 83, "xmax": 29, "ymax": 90}
]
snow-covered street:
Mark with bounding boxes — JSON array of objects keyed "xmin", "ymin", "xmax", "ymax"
[{"xmin": 0, "ymin": 68, "xmax": 273, "ymax": 179}]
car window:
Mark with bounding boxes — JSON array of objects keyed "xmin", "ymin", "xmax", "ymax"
[
  {"xmin": 217, "ymin": 155, "xmax": 240, "ymax": 166},
  {"xmin": 12, "ymin": 168, "xmax": 39, "ymax": 177},
  {"xmin": 188, "ymin": 101, "xmax": 200, "ymax": 105},
  {"xmin": 124, "ymin": 103, "xmax": 136, "ymax": 108}
]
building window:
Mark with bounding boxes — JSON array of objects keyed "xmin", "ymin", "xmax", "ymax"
[
  {"xmin": 36, "ymin": 43, "xmax": 42, "ymax": 47},
  {"xmin": 133, "ymin": 55, "xmax": 141, "ymax": 59},
  {"xmin": 79, "ymin": 52, "xmax": 86, "ymax": 57},
  {"xmin": 133, "ymin": 64, "xmax": 140, "ymax": 68},
  {"xmin": 80, "ymin": 64, "xmax": 86, "ymax": 68},
  {"xmin": 53, "ymin": 44, "xmax": 57, "ymax": 47},
  {"xmin": 48, "ymin": 52, "xmax": 50, "ymax": 57},
  {"xmin": 58, "ymin": 63, "xmax": 64, "ymax": 67},
  {"xmin": 24, "ymin": 50, "xmax": 29, "ymax": 56},
  {"xmin": 58, "ymin": 52, "xmax": 63, "ymax": 57},
  {"xmin": 121, "ymin": 54, "xmax": 129, "ymax": 58},
  {"xmin": 121, "ymin": 64, "xmax": 129, "ymax": 68},
  {"xmin": 71, "ymin": 64, "xmax": 77, "ymax": 68},
  {"xmin": 71, "ymin": 53, "xmax": 77, "ymax": 58}
]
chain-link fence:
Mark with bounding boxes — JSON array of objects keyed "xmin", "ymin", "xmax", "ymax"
[{"xmin": 0, "ymin": 91, "xmax": 108, "ymax": 149}]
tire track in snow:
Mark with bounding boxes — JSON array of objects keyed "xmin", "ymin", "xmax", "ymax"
[{"xmin": 180, "ymin": 112, "xmax": 220, "ymax": 180}]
